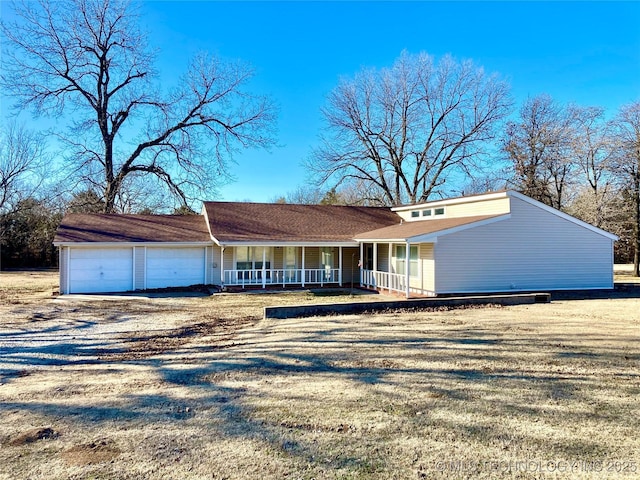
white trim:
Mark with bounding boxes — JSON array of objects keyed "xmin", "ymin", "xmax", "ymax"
[
  {"xmin": 132, "ymin": 246, "xmax": 136, "ymax": 291},
  {"xmin": 405, "ymin": 241, "xmax": 410, "ymax": 298},
  {"xmin": 216, "ymin": 241, "xmax": 359, "ymax": 247},
  {"xmin": 301, "ymin": 246, "xmax": 306, "ymax": 287},
  {"xmin": 220, "ymin": 246, "xmax": 225, "ymax": 285},
  {"xmin": 200, "ymin": 204, "xmax": 220, "ymax": 245},
  {"xmin": 373, "ymin": 243, "xmax": 378, "ymax": 272},
  {"xmin": 143, "ymin": 246, "xmax": 147, "ymax": 290},
  {"xmin": 54, "ymin": 241, "xmax": 212, "ymax": 247},
  {"xmin": 354, "ymin": 236, "xmax": 408, "ymax": 243},
  {"xmin": 204, "ymin": 246, "xmax": 208, "ymax": 285},
  {"xmin": 359, "ymin": 243, "xmax": 364, "ymax": 287},
  {"xmin": 339, "ymin": 246, "xmax": 343, "ymax": 286},
  {"xmin": 506, "ymin": 191, "xmax": 619, "ymax": 241},
  {"xmin": 262, "ymin": 248, "xmax": 267, "ymax": 288},
  {"xmin": 66, "ymin": 246, "xmax": 70, "ymax": 295}
]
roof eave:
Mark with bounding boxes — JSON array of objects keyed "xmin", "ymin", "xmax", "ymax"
[
  {"xmin": 53, "ymin": 241, "xmax": 213, "ymax": 247},
  {"xmin": 215, "ymin": 240, "xmax": 360, "ymax": 247}
]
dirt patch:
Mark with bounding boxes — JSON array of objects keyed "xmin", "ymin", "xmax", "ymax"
[
  {"xmin": 104, "ymin": 316, "xmax": 254, "ymax": 361},
  {"xmin": 7, "ymin": 427, "xmax": 59, "ymax": 446},
  {"xmin": 61, "ymin": 439, "xmax": 121, "ymax": 465}
]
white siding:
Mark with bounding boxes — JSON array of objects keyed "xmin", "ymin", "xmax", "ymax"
[
  {"xmin": 445, "ymin": 197, "xmax": 510, "ymax": 218},
  {"xmin": 211, "ymin": 246, "xmax": 222, "ymax": 285},
  {"xmin": 304, "ymin": 247, "xmax": 320, "ymax": 269},
  {"xmin": 59, "ymin": 247, "xmax": 69, "ymax": 294},
  {"xmin": 434, "ymin": 197, "xmax": 614, "ymax": 293},
  {"xmin": 378, "ymin": 244, "xmax": 390, "ymax": 272},
  {"xmin": 274, "ymin": 247, "xmax": 284, "ymax": 270},
  {"xmin": 134, "ymin": 246, "xmax": 146, "ymax": 290},
  {"xmin": 407, "ymin": 243, "xmax": 435, "ymax": 293},
  {"xmin": 205, "ymin": 246, "xmax": 213, "ymax": 284},
  {"xmin": 395, "ymin": 196, "xmax": 510, "ymax": 222},
  {"xmin": 223, "ymin": 247, "xmax": 234, "ymax": 269}
]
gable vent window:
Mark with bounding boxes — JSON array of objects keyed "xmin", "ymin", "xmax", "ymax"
[
  {"xmin": 434, "ymin": 207, "xmax": 445, "ymax": 216},
  {"xmin": 411, "ymin": 211, "xmax": 419, "ymax": 218},
  {"xmin": 422, "ymin": 209, "xmax": 432, "ymax": 217}
]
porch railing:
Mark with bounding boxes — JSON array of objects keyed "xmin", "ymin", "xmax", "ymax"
[
  {"xmin": 361, "ymin": 269, "xmax": 407, "ymax": 294},
  {"xmin": 360, "ymin": 269, "xmax": 436, "ymax": 297},
  {"xmin": 224, "ymin": 268, "xmax": 340, "ymax": 287}
]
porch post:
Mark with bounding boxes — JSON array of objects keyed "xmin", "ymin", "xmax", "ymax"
[
  {"xmin": 405, "ymin": 241, "xmax": 411, "ymax": 299},
  {"xmin": 389, "ymin": 242, "xmax": 393, "ymax": 291},
  {"xmin": 66, "ymin": 246, "xmax": 71, "ymax": 295},
  {"xmin": 338, "ymin": 246, "xmax": 343, "ymax": 286},
  {"xmin": 373, "ymin": 242, "xmax": 378, "ymax": 271},
  {"xmin": 359, "ymin": 242, "xmax": 364, "ymax": 287},
  {"xmin": 262, "ymin": 247, "xmax": 266, "ymax": 288},
  {"xmin": 301, "ymin": 246, "xmax": 305, "ymax": 287},
  {"xmin": 220, "ymin": 246, "xmax": 225, "ymax": 286}
]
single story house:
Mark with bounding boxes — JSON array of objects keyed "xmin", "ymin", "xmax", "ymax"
[{"xmin": 53, "ymin": 190, "xmax": 618, "ymax": 296}]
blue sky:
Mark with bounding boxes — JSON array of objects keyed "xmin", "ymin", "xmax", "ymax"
[{"xmin": 3, "ymin": 1, "xmax": 640, "ymax": 204}]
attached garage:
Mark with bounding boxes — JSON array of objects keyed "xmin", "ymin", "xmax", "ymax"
[
  {"xmin": 68, "ymin": 247, "xmax": 133, "ymax": 294},
  {"xmin": 54, "ymin": 213, "xmax": 213, "ymax": 294},
  {"xmin": 146, "ymin": 247, "xmax": 206, "ymax": 289}
]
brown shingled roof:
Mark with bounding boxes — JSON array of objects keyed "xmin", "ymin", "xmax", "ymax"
[
  {"xmin": 54, "ymin": 214, "xmax": 211, "ymax": 243},
  {"xmin": 355, "ymin": 214, "xmax": 506, "ymax": 240},
  {"xmin": 203, "ymin": 202, "xmax": 401, "ymax": 243}
]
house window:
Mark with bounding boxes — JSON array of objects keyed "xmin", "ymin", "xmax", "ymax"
[
  {"xmin": 236, "ymin": 247, "xmax": 272, "ymax": 279},
  {"xmin": 434, "ymin": 207, "xmax": 445, "ymax": 216},
  {"xmin": 284, "ymin": 246, "xmax": 297, "ymax": 282},
  {"xmin": 422, "ymin": 209, "xmax": 432, "ymax": 217},
  {"xmin": 321, "ymin": 247, "xmax": 334, "ymax": 280},
  {"xmin": 411, "ymin": 211, "xmax": 419, "ymax": 218},
  {"xmin": 395, "ymin": 245, "xmax": 418, "ymax": 277}
]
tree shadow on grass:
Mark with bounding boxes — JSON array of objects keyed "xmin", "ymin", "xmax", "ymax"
[{"xmin": 1, "ymin": 307, "xmax": 638, "ymax": 477}]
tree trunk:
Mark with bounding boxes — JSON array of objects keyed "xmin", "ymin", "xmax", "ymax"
[{"xmin": 634, "ymin": 175, "xmax": 640, "ymax": 277}]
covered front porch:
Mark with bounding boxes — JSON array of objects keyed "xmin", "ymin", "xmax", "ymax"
[
  {"xmin": 216, "ymin": 244, "xmax": 360, "ymax": 289},
  {"xmin": 358, "ymin": 241, "xmax": 436, "ymax": 298}
]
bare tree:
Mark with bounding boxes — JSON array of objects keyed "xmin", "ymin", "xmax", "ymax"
[
  {"xmin": 308, "ymin": 51, "xmax": 512, "ymax": 206},
  {"xmin": 610, "ymin": 101, "xmax": 640, "ymax": 276},
  {"xmin": 502, "ymin": 94, "xmax": 575, "ymax": 210},
  {"xmin": 0, "ymin": 122, "xmax": 45, "ymax": 213},
  {"xmin": 566, "ymin": 105, "xmax": 614, "ymax": 227},
  {"xmin": 1, "ymin": 0, "xmax": 275, "ymax": 213}
]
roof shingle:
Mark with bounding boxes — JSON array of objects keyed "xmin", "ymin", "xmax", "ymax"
[
  {"xmin": 355, "ymin": 214, "xmax": 505, "ymax": 240},
  {"xmin": 54, "ymin": 214, "xmax": 211, "ymax": 243},
  {"xmin": 203, "ymin": 202, "xmax": 400, "ymax": 243}
]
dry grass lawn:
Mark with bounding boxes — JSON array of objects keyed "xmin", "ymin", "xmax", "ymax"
[{"xmin": 0, "ymin": 271, "xmax": 639, "ymax": 479}]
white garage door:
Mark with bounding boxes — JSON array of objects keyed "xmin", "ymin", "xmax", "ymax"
[
  {"xmin": 146, "ymin": 247, "xmax": 205, "ymax": 289},
  {"xmin": 69, "ymin": 248, "xmax": 133, "ymax": 293}
]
